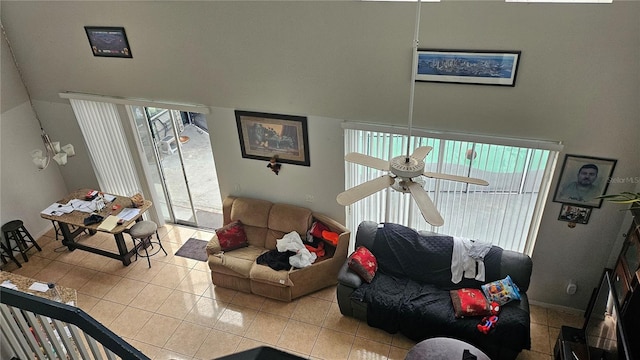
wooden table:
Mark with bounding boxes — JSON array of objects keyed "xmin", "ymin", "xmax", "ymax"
[{"xmin": 40, "ymin": 189, "xmax": 152, "ymax": 266}]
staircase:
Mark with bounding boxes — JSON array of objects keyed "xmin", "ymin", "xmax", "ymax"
[{"xmin": 1, "ymin": 286, "xmax": 149, "ymax": 359}]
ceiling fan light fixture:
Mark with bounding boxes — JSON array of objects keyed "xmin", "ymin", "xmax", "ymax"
[
  {"xmin": 53, "ymin": 152, "xmax": 68, "ymax": 166},
  {"xmin": 2, "ymin": 23, "xmax": 76, "ymax": 171},
  {"xmin": 391, "ymin": 177, "xmax": 425, "ymax": 193},
  {"xmin": 61, "ymin": 143, "xmax": 75, "ymax": 157},
  {"xmin": 32, "ymin": 156, "xmax": 48, "ymax": 170}
]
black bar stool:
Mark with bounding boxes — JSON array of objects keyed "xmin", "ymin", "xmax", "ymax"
[
  {"xmin": 1, "ymin": 220, "xmax": 41, "ymax": 262},
  {"xmin": 0, "ymin": 242, "xmax": 21, "ymax": 268},
  {"xmin": 128, "ymin": 221, "xmax": 167, "ymax": 268}
]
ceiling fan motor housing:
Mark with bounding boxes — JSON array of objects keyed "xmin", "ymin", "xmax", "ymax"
[{"xmin": 390, "ymin": 155, "xmax": 425, "ymax": 178}]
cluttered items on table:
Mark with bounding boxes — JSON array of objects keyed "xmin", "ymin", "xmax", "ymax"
[{"xmin": 40, "ymin": 189, "xmax": 142, "ymax": 229}]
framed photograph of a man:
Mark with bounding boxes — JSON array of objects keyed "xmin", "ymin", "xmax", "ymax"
[{"xmin": 553, "ymin": 154, "xmax": 617, "ymax": 208}]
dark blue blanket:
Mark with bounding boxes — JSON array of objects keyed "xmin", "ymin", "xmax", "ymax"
[
  {"xmin": 351, "ymin": 223, "xmax": 530, "ymax": 355},
  {"xmin": 371, "ymin": 223, "xmax": 502, "ymax": 289}
]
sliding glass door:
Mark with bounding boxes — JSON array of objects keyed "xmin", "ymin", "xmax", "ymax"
[{"xmin": 130, "ymin": 106, "xmax": 221, "ymax": 228}]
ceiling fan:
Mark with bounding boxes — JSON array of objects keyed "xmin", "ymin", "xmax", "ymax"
[{"xmin": 336, "ymin": 0, "xmax": 489, "ymax": 227}]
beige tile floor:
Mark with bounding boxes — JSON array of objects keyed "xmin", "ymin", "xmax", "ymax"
[{"xmin": 3, "ymin": 224, "xmax": 584, "ymax": 360}]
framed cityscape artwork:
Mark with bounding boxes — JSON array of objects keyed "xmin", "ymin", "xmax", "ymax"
[{"xmin": 416, "ymin": 49, "xmax": 521, "ymax": 86}]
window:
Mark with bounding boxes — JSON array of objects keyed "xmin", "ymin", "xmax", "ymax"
[
  {"xmin": 67, "ymin": 98, "xmax": 142, "ymax": 198},
  {"xmin": 343, "ymin": 124, "xmax": 562, "ymax": 254}
]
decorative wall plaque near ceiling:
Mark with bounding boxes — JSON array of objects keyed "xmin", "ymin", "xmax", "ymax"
[{"xmin": 84, "ymin": 26, "xmax": 132, "ymax": 58}]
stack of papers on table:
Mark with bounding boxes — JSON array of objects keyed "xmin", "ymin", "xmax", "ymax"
[
  {"xmin": 41, "ymin": 195, "xmax": 120, "ymax": 216},
  {"xmin": 118, "ymin": 208, "xmax": 140, "ymax": 221},
  {"xmin": 41, "ymin": 204, "xmax": 64, "ymax": 216},
  {"xmin": 41, "ymin": 202, "xmax": 75, "ymax": 216},
  {"xmin": 97, "ymin": 215, "xmax": 120, "ymax": 231}
]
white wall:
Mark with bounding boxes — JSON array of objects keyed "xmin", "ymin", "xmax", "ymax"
[
  {"xmin": 0, "ymin": 101, "xmax": 70, "ymax": 239},
  {"xmin": 1, "ymin": 1, "xmax": 639, "ymax": 309},
  {"xmin": 208, "ymin": 107, "xmax": 346, "ymax": 221},
  {"xmin": 1, "ymin": 35, "xmax": 69, "ymax": 239}
]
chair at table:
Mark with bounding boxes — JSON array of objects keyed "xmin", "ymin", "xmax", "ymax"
[
  {"xmin": 127, "ymin": 221, "xmax": 167, "ymax": 268},
  {"xmin": 50, "ymin": 220, "xmax": 89, "ymax": 241}
]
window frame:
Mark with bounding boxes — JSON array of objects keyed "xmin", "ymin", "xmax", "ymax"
[{"xmin": 342, "ymin": 122, "xmax": 563, "ymax": 255}]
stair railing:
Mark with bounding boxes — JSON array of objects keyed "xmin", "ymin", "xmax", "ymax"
[{"xmin": 1, "ymin": 286, "xmax": 149, "ymax": 360}]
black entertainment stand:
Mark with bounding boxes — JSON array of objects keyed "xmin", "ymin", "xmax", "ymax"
[
  {"xmin": 554, "ymin": 326, "xmax": 613, "ymax": 360},
  {"xmin": 554, "ymin": 268, "xmax": 633, "ymax": 360}
]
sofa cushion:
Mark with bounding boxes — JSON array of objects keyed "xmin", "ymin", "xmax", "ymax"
[
  {"xmin": 265, "ymin": 229, "xmax": 288, "ymax": 250},
  {"xmin": 450, "ymin": 288, "xmax": 491, "ymax": 318},
  {"xmin": 244, "ymin": 225, "xmax": 270, "ymax": 248},
  {"xmin": 250, "ymin": 262, "xmax": 294, "ymax": 287},
  {"xmin": 230, "ymin": 198, "xmax": 272, "ymax": 228},
  {"xmin": 269, "ymin": 204, "xmax": 313, "ymax": 237},
  {"xmin": 348, "ymin": 246, "xmax": 378, "ymax": 283},
  {"xmin": 209, "ymin": 246, "xmax": 266, "ymax": 278},
  {"xmin": 216, "ymin": 220, "xmax": 249, "ymax": 251}
]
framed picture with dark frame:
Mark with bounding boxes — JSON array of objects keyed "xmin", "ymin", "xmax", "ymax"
[
  {"xmin": 235, "ymin": 110, "xmax": 310, "ymax": 166},
  {"xmin": 553, "ymin": 154, "xmax": 617, "ymax": 208},
  {"xmin": 84, "ymin": 26, "xmax": 132, "ymax": 58},
  {"xmin": 558, "ymin": 203, "xmax": 592, "ymax": 224},
  {"xmin": 416, "ymin": 49, "xmax": 521, "ymax": 86}
]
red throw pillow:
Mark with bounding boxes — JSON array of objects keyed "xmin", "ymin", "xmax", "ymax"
[
  {"xmin": 450, "ymin": 288, "xmax": 491, "ymax": 318},
  {"xmin": 216, "ymin": 220, "xmax": 248, "ymax": 251},
  {"xmin": 347, "ymin": 246, "xmax": 378, "ymax": 283}
]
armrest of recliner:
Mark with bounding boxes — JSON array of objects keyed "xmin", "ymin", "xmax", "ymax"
[
  {"xmin": 205, "ymin": 234, "xmax": 222, "ymax": 255},
  {"xmin": 337, "ymin": 261, "xmax": 362, "ymax": 289}
]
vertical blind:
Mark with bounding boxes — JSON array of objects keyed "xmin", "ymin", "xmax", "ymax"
[
  {"xmin": 344, "ymin": 126, "xmax": 560, "ymax": 254},
  {"xmin": 68, "ymin": 99, "xmax": 142, "ymax": 197}
]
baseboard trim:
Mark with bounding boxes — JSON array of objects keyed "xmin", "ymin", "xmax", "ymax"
[{"xmin": 529, "ymin": 299, "xmax": 584, "ymax": 316}]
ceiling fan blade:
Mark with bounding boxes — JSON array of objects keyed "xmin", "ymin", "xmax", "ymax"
[
  {"xmin": 345, "ymin": 153, "xmax": 389, "ymax": 171},
  {"xmin": 422, "ymin": 171, "xmax": 489, "ymax": 186},
  {"xmin": 411, "ymin": 146, "xmax": 433, "ymax": 161},
  {"xmin": 337, "ymin": 175, "xmax": 395, "ymax": 206},
  {"xmin": 407, "ymin": 181, "xmax": 444, "ymax": 227}
]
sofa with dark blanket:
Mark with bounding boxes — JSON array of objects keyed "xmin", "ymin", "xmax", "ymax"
[{"xmin": 337, "ymin": 221, "xmax": 533, "ymax": 360}]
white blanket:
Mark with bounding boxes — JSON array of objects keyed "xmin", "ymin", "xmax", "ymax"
[
  {"xmin": 451, "ymin": 236, "xmax": 491, "ymax": 283},
  {"xmin": 276, "ymin": 231, "xmax": 317, "ymax": 268}
]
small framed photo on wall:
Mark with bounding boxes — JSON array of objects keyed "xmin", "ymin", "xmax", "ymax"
[
  {"xmin": 558, "ymin": 204, "xmax": 592, "ymax": 225},
  {"xmin": 84, "ymin": 26, "xmax": 132, "ymax": 58},
  {"xmin": 553, "ymin": 154, "xmax": 617, "ymax": 208}
]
